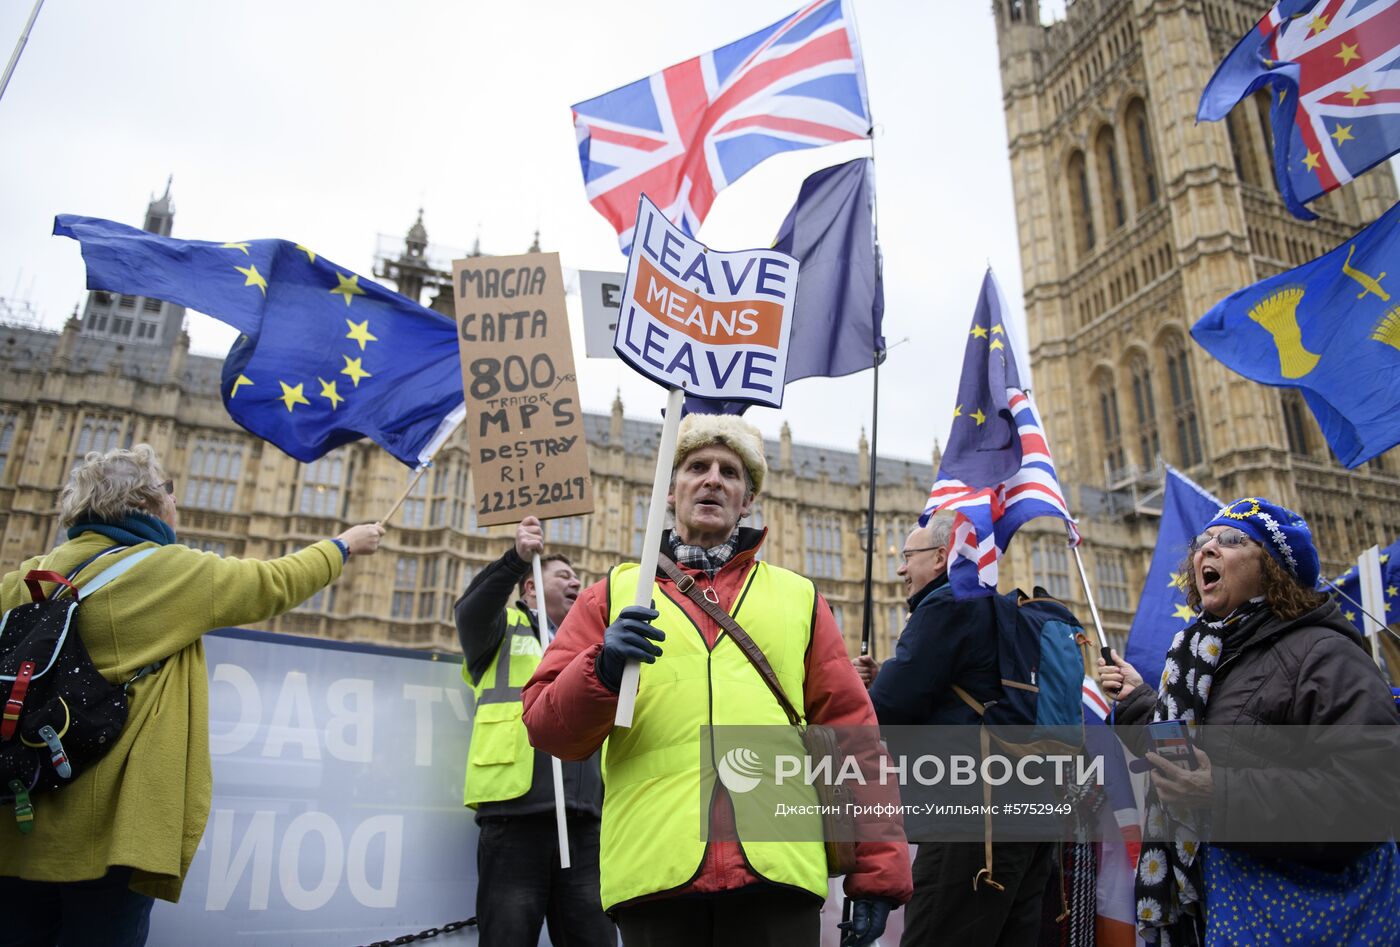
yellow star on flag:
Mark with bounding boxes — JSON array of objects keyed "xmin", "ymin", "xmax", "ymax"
[
  {"xmin": 222, "ymin": 242, "xmax": 251, "ymax": 255},
  {"xmin": 990, "ymin": 338, "xmax": 1005, "ymax": 352},
  {"xmin": 1302, "ymin": 150, "xmax": 1321, "ymax": 172},
  {"xmin": 318, "ymin": 377, "xmax": 344, "ymax": 409},
  {"xmin": 1344, "ymin": 610, "xmax": 1357, "ymax": 622},
  {"xmin": 991, "ymin": 324, "xmax": 1005, "ymax": 335},
  {"xmin": 970, "ymin": 325, "xmax": 989, "ymax": 339},
  {"xmin": 1380, "ymin": 554, "xmax": 1389, "ymax": 563},
  {"xmin": 1345, "ymin": 85, "xmax": 1370, "ymax": 106},
  {"xmin": 330, "ymin": 272, "xmax": 366, "ymax": 306},
  {"xmin": 1167, "ymin": 571, "xmax": 1181, "ymax": 588},
  {"xmin": 1172, "ymin": 603, "xmax": 1195, "ymax": 622},
  {"xmin": 341, "ymin": 354, "xmax": 371, "ymax": 388},
  {"xmin": 1387, "ymin": 585, "xmax": 1398, "ymax": 598},
  {"xmin": 278, "ymin": 381, "xmax": 310, "ymax": 412},
  {"xmin": 971, "ymin": 408, "xmax": 987, "ymax": 426},
  {"xmin": 296, "ymin": 244, "xmax": 317, "ymax": 264},
  {"xmin": 953, "ymin": 404, "xmax": 962, "ymax": 418},
  {"xmin": 1278, "ymin": 89, "xmax": 1288, "ymax": 104},
  {"xmin": 345, "ymin": 318, "xmax": 378, "ymax": 350},
  {"xmin": 228, "ymin": 374, "xmax": 253, "ymax": 398},
  {"xmin": 1335, "ymin": 41, "xmax": 1360, "ymax": 66},
  {"xmin": 1330, "ymin": 124, "xmax": 1354, "ymax": 146},
  {"xmin": 1308, "ymin": 13, "xmax": 1329, "ymax": 35},
  {"xmin": 235, "ymin": 264, "xmax": 268, "ymax": 296}
]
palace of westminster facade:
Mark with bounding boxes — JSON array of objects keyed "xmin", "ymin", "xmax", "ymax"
[{"xmin": 0, "ymin": 0, "xmax": 1396, "ymax": 660}]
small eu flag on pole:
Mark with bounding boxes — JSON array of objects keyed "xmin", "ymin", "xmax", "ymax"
[{"xmin": 55, "ymin": 214, "xmax": 464, "ymax": 467}]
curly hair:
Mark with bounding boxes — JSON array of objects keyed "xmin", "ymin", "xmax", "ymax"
[
  {"xmin": 1175, "ymin": 545, "xmax": 1329, "ymax": 621},
  {"xmin": 58, "ymin": 444, "xmax": 167, "ymax": 529}
]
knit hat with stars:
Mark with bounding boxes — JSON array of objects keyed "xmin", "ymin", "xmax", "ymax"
[{"xmin": 1204, "ymin": 497, "xmax": 1320, "ymax": 590}]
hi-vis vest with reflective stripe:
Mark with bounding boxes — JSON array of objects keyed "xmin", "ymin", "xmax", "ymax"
[
  {"xmin": 462, "ymin": 605, "xmax": 542, "ymax": 808},
  {"xmin": 600, "ymin": 560, "xmax": 828, "ymax": 910}
]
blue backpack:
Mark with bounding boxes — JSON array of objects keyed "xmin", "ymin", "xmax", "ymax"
[{"xmin": 952, "ymin": 586, "xmax": 1086, "ymax": 744}]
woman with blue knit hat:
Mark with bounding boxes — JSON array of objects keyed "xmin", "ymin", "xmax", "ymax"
[{"xmin": 1098, "ymin": 497, "xmax": 1400, "ymax": 946}]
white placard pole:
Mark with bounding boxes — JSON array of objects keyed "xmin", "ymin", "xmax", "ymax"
[
  {"xmin": 533, "ymin": 552, "xmax": 571, "ymax": 869},
  {"xmin": 614, "ymin": 386, "xmax": 685, "ymax": 728}
]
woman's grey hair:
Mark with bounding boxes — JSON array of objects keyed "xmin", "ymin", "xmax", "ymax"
[{"xmin": 58, "ymin": 444, "xmax": 167, "ymax": 529}]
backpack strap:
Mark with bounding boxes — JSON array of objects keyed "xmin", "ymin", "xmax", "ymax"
[{"xmin": 75, "ymin": 547, "xmax": 158, "ymax": 599}]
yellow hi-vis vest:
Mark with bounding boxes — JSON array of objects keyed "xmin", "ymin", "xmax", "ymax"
[
  {"xmin": 600, "ymin": 560, "xmax": 828, "ymax": 910},
  {"xmin": 462, "ymin": 606, "xmax": 542, "ymax": 808}
]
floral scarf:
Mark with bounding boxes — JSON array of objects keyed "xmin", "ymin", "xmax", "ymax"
[{"xmin": 1135, "ymin": 599, "xmax": 1270, "ymax": 946}]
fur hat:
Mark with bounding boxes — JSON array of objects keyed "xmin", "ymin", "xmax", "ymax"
[
  {"xmin": 1204, "ymin": 497, "xmax": 1320, "ymax": 590},
  {"xmin": 673, "ymin": 414, "xmax": 768, "ymax": 494}
]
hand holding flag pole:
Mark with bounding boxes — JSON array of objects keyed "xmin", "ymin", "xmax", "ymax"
[{"xmin": 531, "ymin": 551, "xmax": 573, "ymax": 868}]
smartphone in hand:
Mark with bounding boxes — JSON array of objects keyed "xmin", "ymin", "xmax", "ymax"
[{"xmin": 1146, "ymin": 719, "xmax": 1197, "ymax": 771}]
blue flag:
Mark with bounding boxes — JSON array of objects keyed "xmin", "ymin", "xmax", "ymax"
[
  {"xmin": 683, "ymin": 157, "xmax": 885, "ymax": 417},
  {"xmin": 55, "ymin": 215, "xmax": 464, "ymax": 467},
  {"xmin": 1327, "ymin": 537, "xmax": 1400, "ymax": 633},
  {"xmin": 918, "ymin": 270, "xmax": 1078, "ymax": 598},
  {"xmin": 1191, "ymin": 199, "xmax": 1400, "ymax": 468},
  {"xmin": 1197, "ymin": 0, "xmax": 1400, "ymax": 219},
  {"xmin": 1124, "ymin": 466, "xmax": 1223, "ymax": 693}
]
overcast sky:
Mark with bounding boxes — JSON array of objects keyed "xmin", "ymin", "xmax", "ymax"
[{"xmin": 3, "ymin": 0, "xmax": 1065, "ymax": 465}]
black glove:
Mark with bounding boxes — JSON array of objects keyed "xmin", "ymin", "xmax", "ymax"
[
  {"xmin": 596, "ymin": 605, "xmax": 663, "ymax": 692},
  {"xmin": 838, "ymin": 898, "xmax": 893, "ymax": 947}
]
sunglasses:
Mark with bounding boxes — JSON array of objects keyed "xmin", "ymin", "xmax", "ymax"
[{"xmin": 1188, "ymin": 527, "xmax": 1253, "ymax": 554}]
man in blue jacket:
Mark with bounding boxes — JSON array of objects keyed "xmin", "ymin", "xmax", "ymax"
[{"xmin": 854, "ymin": 511, "xmax": 1053, "ymax": 947}]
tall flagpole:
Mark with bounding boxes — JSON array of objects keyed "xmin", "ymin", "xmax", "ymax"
[
  {"xmin": 860, "ymin": 347, "xmax": 879, "ymax": 658},
  {"xmin": 0, "ymin": 0, "xmax": 44, "ymax": 108}
]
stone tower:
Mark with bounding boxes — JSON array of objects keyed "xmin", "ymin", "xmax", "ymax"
[{"xmin": 992, "ymin": 0, "xmax": 1400, "ymax": 650}]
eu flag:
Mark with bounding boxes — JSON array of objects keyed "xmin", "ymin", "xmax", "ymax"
[
  {"xmin": 1328, "ymin": 537, "xmax": 1400, "ymax": 634},
  {"xmin": 55, "ymin": 215, "xmax": 464, "ymax": 467},
  {"xmin": 1197, "ymin": 0, "xmax": 1400, "ymax": 219},
  {"xmin": 1124, "ymin": 466, "xmax": 1222, "ymax": 693},
  {"xmin": 1191, "ymin": 199, "xmax": 1400, "ymax": 468}
]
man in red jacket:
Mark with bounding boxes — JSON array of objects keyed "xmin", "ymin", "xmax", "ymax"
[{"xmin": 523, "ymin": 414, "xmax": 911, "ymax": 946}]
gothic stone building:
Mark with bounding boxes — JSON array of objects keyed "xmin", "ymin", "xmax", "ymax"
[
  {"xmin": 0, "ymin": 196, "xmax": 932, "ymax": 660},
  {"xmin": 993, "ymin": 0, "xmax": 1400, "ymax": 653}
]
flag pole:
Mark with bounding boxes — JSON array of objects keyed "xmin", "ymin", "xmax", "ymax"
[
  {"xmin": 1069, "ymin": 532, "xmax": 1106, "ymax": 653},
  {"xmin": 377, "ymin": 410, "xmax": 465, "ymax": 527},
  {"xmin": 0, "ymin": 0, "xmax": 44, "ymax": 108},
  {"xmin": 860, "ymin": 349, "xmax": 879, "ymax": 658},
  {"xmin": 531, "ymin": 552, "xmax": 572, "ymax": 869}
]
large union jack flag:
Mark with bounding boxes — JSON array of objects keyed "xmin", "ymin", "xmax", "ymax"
[
  {"xmin": 1198, "ymin": 0, "xmax": 1400, "ymax": 219},
  {"xmin": 572, "ymin": 0, "xmax": 870, "ymax": 253},
  {"xmin": 919, "ymin": 270, "xmax": 1079, "ymax": 599}
]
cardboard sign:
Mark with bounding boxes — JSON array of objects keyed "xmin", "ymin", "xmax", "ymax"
[
  {"xmin": 613, "ymin": 196, "xmax": 798, "ymax": 407},
  {"xmin": 452, "ymin": 252, "xmax": 593, "ymax": 526},
  {"xmin": 579, "ymin": 269, "xmax": 625, "ymax": 360}
]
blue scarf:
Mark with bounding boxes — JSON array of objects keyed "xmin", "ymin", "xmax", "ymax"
[{"xmin": 67, "ymin": 511, "xmax": 177, "ymax": 547}]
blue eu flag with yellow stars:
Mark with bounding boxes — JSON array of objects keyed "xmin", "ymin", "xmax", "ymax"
[
  {"xmin": 1328, "ymin": 537, "xmax": 1400, "ymax": 634},
  {"xmin": 1123, "ymin": 466, "xmax": 1222, "ymax": 692},
  {"xmin": 54, "ymin": 215, "xmax": 464, "ymax": 467},
  {"xmin": 1191, "ymin": 198, "xmax": 1400, "ymax": 469}
]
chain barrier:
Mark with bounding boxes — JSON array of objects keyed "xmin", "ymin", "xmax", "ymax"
[{"xmin": 356, "ymin": 916, "xmax": 475, "ymax": 947}]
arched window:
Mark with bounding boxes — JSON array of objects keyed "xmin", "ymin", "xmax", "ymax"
[
  {"xmin": 1128, "ymin": 353, "xmax": 1160, "ymax": 470},
  {"xmin": 1095, "ymin": 126, "xmax": 1126, "ymax": 229},
  {"xmin": 1125, "ymin": 98, "xmax": 1159, "ymax": 208},
  {"xmin": 1095, "ymin": 369, "xmax": 1125, "ymax": 478},
  {"xmin": 1068, "ymin": 150, "xmax": 1095, "ymax": 256},
  {"xmin": 1226, "ymin": 110, "xmax": 1264, "ymax": 185},
  {"xmin": 1163, "ymin": 336, "xmax": 1204, "ymax": 467},
  {"xmin": 1281, "ymin": 390, "xmax": 1312, "ymax": 456}
]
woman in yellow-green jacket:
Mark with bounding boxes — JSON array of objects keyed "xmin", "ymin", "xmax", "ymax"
[{"xmin": 0, "ymin": 445, "xmax": 384, "ymax": 946}]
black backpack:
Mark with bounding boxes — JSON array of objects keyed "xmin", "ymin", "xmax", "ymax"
[{"xmin": 0, "ymin": 545, "xmax": 158, "ymax": 832}]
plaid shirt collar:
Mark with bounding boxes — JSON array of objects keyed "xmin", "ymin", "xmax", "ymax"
[{"xmin": 666, "ymin": 528, "xmax": 739, "ymax": 578}]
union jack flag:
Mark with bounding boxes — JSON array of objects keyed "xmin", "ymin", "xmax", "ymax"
[
  {"xmin": 571, "ymin": 0, "xmax": 871, "ymax": 253},
  {"xmin": 919, "ymin": 270, "xmax": 1079, "ymax": 598},
  {"xmin": 1198, "ymin": 0, "xmax": 1400, "ymax": 219}
]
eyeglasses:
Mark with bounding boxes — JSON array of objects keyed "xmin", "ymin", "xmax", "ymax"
[
  {"xmin": 1188, "ymin": 528, "xmax": 1253, "ymax": 554},
  {"xmin": 899, "ymin": 546, "xmax": 942, "ymax": 564},
  {"xmin": 158, "ymin": 479, "xmax": 175, "ymax": 495}
]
